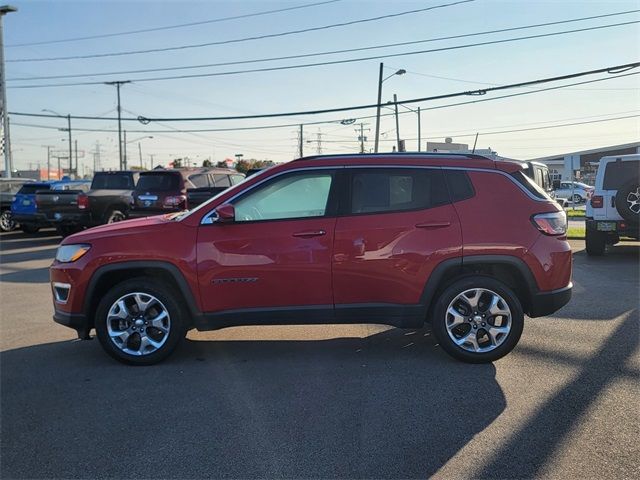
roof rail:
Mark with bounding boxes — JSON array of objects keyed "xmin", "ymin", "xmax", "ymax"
[{"xmin": 294, "ymin": 152, "xmax": 492, "ymax": 162}]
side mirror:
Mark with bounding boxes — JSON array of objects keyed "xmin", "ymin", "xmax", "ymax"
[
  {"xmin": 552, "ymin": 179, "xmax": 561, "ymax": 190},
  {"xmin": 215, "ymin": 204, "xmax": 235, "ymax": 222}
]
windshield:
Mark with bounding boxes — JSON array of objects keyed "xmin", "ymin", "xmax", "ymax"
[{"xmin": 136, "ymin": 173, "xmax": 181, "ymax": 192}]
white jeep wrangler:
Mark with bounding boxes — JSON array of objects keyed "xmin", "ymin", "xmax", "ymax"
[{"xmin": 585, "ymin": 154, "xmax": 640, "ymax": 255}]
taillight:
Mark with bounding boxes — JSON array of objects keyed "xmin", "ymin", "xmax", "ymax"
[
  {"xmin": 532, "ymin": 211, "xmax": 567, "ymax": 236},
  {"xmin": 77, "ymin": 193, "xmax": 89, "ymax": 210},
  {"xmin": 163, "ymin": 195, "xmax": 186, "ymax": 208},
  {"xmin": 590, "ymin": 195, "xmax": 603, "ymax": 208}
]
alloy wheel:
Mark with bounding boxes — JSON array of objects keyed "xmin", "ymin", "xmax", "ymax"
[
  {"xmin": 106, "ymin": 292, "xmax": 171, "ymax": 356},
  {"xmin": 627, "ymin": 186, "xmax": 640, "ymax": 214},
  {"xmin": 0, "ymin": 211, "xmax": 16, "ymax": 232},
  {"xmin": 445, "ymin": 288, "xmax": 512, "ymax": 353}
]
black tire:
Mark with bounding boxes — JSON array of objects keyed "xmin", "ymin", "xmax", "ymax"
[
  {"xmin": 21, "ymin": 224, "xmax": 40, "ymax": 234},
  {"xmin": 0, "ymin": 210, "xmax": 16, "ymax": 232},
  {"xmin": 572, "ymin": 194, "xmax": 583, "ymax": 204},
  {"xmin": 586, "ymin": 228, "xmax": 607, "ymax": 256},
  {"xmin": 105, "ymin": 209, "xmax": 126, "ymax": 224},
  {"xmin": 431, "ymin": 276, "xmax": 524, "ymax": 363},
  {"xmin": 615, "ymin": 180, "xmax": 640, "ymax": 223},
  {"xmin": 94, "ymin": 278, "xmax": 187, "ymax": 365}
]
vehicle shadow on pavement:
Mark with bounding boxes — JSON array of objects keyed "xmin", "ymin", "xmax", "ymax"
[
  {"xmin": 0, "ymin": 231, "xmax": 60, "ymax": 252},
  {"xmin": 1, "ymin": 327, "xmax": 505, "ymax": 479}
]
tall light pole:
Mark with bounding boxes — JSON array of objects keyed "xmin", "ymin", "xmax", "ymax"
[
  {"xmin": 1, "ymin": 5, "xmax": 17, "ymax": 178},
  {"xmin": 395, "ymin": 102, "xmax": 422, "ymax": 151},
  {"xmin": 105, "ymin": 80, "xmax": 131, "ymax": 170},
  {"xmin": 42, "ymin": 109, "xmax": 72, "ymax": 175},
  {"xmin": 374, "ymin": 63, "xmax": 405, "ymax": 153},
  {"xmin": 393, "ymin": 94, "xmax": 401, "ymax": 152},
  {"xmin": 125, "ymin": 134, "xmax": 153, "ymax": 169}
]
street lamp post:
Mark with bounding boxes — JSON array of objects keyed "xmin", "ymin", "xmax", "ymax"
[
  {"xmin": 1, "ymin": 5, "xmax": 17, "ymax": 178},
  {"xmin": 42, "ymin": 109, "xmax": 73, "ymax": 175},
  {"xmin": 373, "ymin": 63, "xmax": 405, "ymax": 153},
  {"xmin": 396, "ymin": 103, "xmax": 422, "ymax": 151},
  {"xmin": 124, "ymin": 134, "xmax": 153, "ymax": 170}
]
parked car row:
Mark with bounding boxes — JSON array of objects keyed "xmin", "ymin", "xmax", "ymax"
[{"xmin": 6, "ymin": 168, "xmax": 242, "ymax": 236}]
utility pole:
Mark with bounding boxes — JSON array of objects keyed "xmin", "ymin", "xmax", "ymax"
[
  {"xmin": 316, "ymin": 130, "xmax": 322, "ymax": 154},
  {"xmin": 356, "ymin": 123, "xmax": 370, "ymax": 154},
  {"xmin": 138, "ymin": 142, "xmax": 143, "ymax": 169},
  {"xmin": 298, "ymin": 124, "xmax": 304, "ymax": 158},
  {"xmin": 0, "ymin": 5, "xmax": 17, "ymax": 178},
  {"xmin": 374, "ymin": 62, "xmax": 383, "ymax": 153},
  {"xmin": 91, "ymin": 140, "xmax": 102, "ymax": 173},
  {"xmin": 393, "ymin": 94, "xmax": 401, "ymax": 152},
  {"xmin": 74, "ymin": 139, "xmax": 78, "ymax": 178},
  {"xmin": 43, "ymin": 145, "xmax": 51, "ymax": 180},
  {"xmin": 148, "ymin": 154, "xmax": 155, "ymax": 170},
  {"xmin": 417, "ymin": 107, "xmax": 421, "ymax": 152},
  {"xmin": 105, "ymin": 80, "xmax": 130, "ymax": 170},
  {"xmin": 123, "ymin": 130, "xmax": 127, "ymax": 169},
  {"xmin": 66, "ymin": 114, "xmax": 72, "ymax": 175}
]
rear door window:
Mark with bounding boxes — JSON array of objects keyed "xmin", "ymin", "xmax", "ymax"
[
  {"xmin": 348, "ymin": 168, "xmax": 448, "ymax": 215},
  {"xmin": 230, "ymin": 174, "xmax": 245, "ymax": 185},
  {"xmin": 603, "ymin": 160, "xmax": 640, "ymax": 190},
  {"xmin": 212, "ymin": 174, "xmax": 231, "ymax": 187}
]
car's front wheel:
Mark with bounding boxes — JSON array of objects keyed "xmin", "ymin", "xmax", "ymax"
[
  {"xmin": 95, "ymin": 279, "xmax": 187, "ymax": 365},
  {"xmin": 431, "ymin": 277, "xmax": 524, "ymax": 363}
]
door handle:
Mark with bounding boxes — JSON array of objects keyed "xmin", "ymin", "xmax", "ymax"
[
  {"xmin": 293, "ymin": 230, "xmax": 326, "ymax": 238},
  {"xmin": 415, "ymin": 221, "xmax": 451, "ymax": 229}
]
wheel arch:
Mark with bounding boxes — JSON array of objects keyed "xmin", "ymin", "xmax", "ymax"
[
  {"xmin": 421, "ymin": 255, "xmax": 538, "ymax": 319},
  {"xmin": 83, "ymin": 261, "xmax": 201, "ymax": 329}
]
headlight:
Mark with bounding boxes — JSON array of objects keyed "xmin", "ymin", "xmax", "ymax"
[{"xmin": 55, "ymin": 244, "xmax": 91, "ymax": 263}]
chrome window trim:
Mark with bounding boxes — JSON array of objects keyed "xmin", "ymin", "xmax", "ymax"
[{"xmin": 199, "ymin": 166, "xmax": 342, "ymax": 225}]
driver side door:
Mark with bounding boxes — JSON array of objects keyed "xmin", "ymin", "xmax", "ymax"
[{"xmin": 196, "ymin": 168, "xmax": 340, "ymax": 317}]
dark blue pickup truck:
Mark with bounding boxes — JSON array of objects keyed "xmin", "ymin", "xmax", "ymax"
[{"xmin": 11, "ymin": 180, "xmax": 91, "ymax": 233}]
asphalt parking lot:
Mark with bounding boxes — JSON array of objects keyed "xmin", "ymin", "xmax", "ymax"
[{"xmin": 1, "ymin": 229, "xmax": 638, "ymax": 479}]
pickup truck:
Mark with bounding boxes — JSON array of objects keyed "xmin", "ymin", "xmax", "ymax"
[
  {"xmin": 11, "ymin": 180, "xmax": 91, "ymax": 233},
  {"xmin": 36, "ymin": 171, "xmax": 139, "ymax": 236}
]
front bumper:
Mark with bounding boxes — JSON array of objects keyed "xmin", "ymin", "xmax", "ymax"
[
  {"xmin": 528, "ymin": 283, "xmax": 572, "ymax": 318},
  {"xmin": 53, "ymin": 309, "xmax": 90, "ymax": 339}
]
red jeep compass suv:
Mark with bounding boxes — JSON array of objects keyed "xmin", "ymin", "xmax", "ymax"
[{"xmin": 50, "ymin": 153, "xmax": 572, "ymax": 365}]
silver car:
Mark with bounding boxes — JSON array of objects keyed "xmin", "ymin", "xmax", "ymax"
[{"xmin": 555, "ymin": 181, "xmax": 593, "ymax": 204}]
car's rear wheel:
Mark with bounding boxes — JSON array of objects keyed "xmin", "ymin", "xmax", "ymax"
[
  {"xmin": 586, "ymin": 228, "xmax": 606, "ymax": 256},
  {"xmin": 95, "ymin": 278, "xmax": 187, "ymax": 365},
  {"xmin": 572, "ymin": 194, "xmax": 583, "ymax": 203},
  {"xmin": 431, "ymin": 277, "xmax": 524, "ymax": 363},
  {"xmin": 0, "ymin": 210, "xmax": 16, "ymax": 232},
  {"xmin": 106, "ymin": 209, "xmax": 126, "ymax": 224}
]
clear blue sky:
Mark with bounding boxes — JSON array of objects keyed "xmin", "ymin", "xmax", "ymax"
[{"xmin": 4, "ymin": 0, "xmax": 640, "ymax": 172}]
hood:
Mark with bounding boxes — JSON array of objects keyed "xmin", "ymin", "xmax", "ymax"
[{"xmin": 62, "ymin": 215, "xmax": 172, "ymax": 244}]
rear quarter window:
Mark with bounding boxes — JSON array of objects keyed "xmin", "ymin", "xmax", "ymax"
[{"xmin": 444, "ymin": 170, "xmax": 475, "ymax": 202}]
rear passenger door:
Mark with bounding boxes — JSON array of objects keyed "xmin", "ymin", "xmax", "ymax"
[{"xmin": 332, "ymin": 167, "xmax": 463, "ymax": 316}]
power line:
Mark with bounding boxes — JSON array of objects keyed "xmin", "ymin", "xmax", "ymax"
[
  {"xmin": 12, "ymin": 63, "xmax": 639, "ymax": 121},
  {"xmin": 9, "ymin": 72, "xmax": 640, "ymax": 134},
  {"xmin": 6, "ymin": 1, "xmax": 343, "ymax": 48},
  {"xmin": 13, "ymin": 114, "xmax": 639, "ymax": 143},
  {"xmin": 8, "ymin": 10, "xmax": 639, "ymax": 82},
  {"xmin": 9, "ymin": 22, "xmax": 639, "ymax": 89},
  {"xmin": 7, "ymin": 0, "xmax": 474, "ymax": 63}
]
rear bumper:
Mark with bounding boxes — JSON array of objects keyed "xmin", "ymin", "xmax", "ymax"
[
  {"xmin": 528, "ymin": 283, "xmax": 572, "ymax": 318},
  {"xmin": 46, "ymin": 212, "xmax": 91, "ymax": 226},
  {"xmin": 586, "ymin": 218, "xmax": 639, "ymax": 238},
  {"xmin": 11, "ymin": 213, "xmax": 51, "ymax": 227}
]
